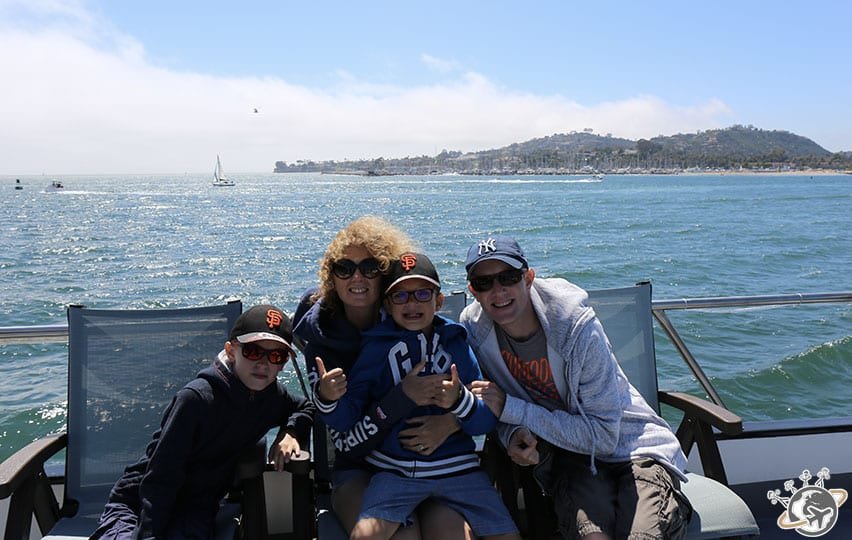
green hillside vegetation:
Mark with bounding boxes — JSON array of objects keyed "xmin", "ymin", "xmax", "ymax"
[{"xmin": 275, "ymin": 125, "xmax": 852, "ymax": 175}]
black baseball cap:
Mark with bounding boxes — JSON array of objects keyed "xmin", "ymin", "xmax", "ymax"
[
  {"xmin": 383, "ymin": 252, "xmax": 441, "ymax": 294},
  {"xmin": 229, "ymin": 305, "xmax": 294, "ymax": 349}
]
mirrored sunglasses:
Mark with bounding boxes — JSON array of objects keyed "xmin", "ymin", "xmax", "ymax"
[
  {"xmin": 331, "ymin": 258, "xmax": 381, "ymax": 280},
  {"xmin": 469, "ymin": 268, "xmax": 525, "ymax": 293},
  {"xmin": 388, "ymin": 288, "xmax": 436, "ymax": 305},
  {"xmin": 240, "ymin": 342, "xmax": 292, "ymax": 365}
]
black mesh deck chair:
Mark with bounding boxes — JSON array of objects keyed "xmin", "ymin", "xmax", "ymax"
[
  {"xmin": 487, "ymin": 282, "xmax": 760, "ymax": 539},
  {"xmin": 0, "ymin": 301, "xmax": 246, "ymax": 539}
]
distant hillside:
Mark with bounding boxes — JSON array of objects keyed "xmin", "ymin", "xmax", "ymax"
[
  {"xmin": 652, "ymin": 125, "xmax": 831, "ymax": 158},
  {"xmin": 275, "ymin": 125, "xmax": 851, "ymax": 175}
]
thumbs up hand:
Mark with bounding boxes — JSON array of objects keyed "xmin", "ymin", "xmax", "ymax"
[
  {"xmin": 433, "ymin": 364, "xmax": 462, "ymax": 408},
  {"xmin": 316, "ymin": 357, "xmax": 347, "ymax": 401}
]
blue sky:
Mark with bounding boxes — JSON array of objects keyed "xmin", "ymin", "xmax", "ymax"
[{"xmin": 2, "ymin": 0, "xmax": 850, "ymax": 174}]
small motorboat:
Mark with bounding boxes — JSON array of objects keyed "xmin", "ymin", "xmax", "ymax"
[
  {"xmin": 45, "ymin": 180, "xmax": 65, "ymax": 192},
  {"xmin": 14, "ymin": 179, "xmax": 23, "ymax": 190}
]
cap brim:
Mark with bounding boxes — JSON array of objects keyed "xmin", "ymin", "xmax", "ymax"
[
  {"xmin": 236, "ymin": 332, "xmax": 294, "ymax": 351},
  {"xmin": 384, "ymin": 275, "xmax": 441, "ymax": 294},
  {"xmin": 467, "ymin": 255, "xmax": 525, "ymax": 276}
]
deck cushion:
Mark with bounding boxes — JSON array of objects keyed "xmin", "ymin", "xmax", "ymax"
[{"xmin": 682, "ymin": 472, "xmax": 759, "ymax": 539}]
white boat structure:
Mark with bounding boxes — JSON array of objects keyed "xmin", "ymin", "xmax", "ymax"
[
  {"xmin": 212, "ymin": 155, "xmax": 235, "ymax": 187},
  {"xmin": 0, "ymin": 289, "xmax": 850, "ymax": 539},
  {"xmin": 44, "ymin": 181, "xmax": 64, "ymax": 192}
]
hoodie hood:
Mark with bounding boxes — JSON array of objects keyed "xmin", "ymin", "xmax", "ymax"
[
  {"xmin": 364, "ymin": 313, "xmax": 465, "ymax": 344},
  {"xmin": 198, "ymin": 352, "xmax": 279, "ymax": 405},
  {"xmin": 293, "ymin": 297, "xmax": 364, "ymax": 357},
  {"xmin": 464, "ymin": 277, "xmax": 594, "ymax": 354}
]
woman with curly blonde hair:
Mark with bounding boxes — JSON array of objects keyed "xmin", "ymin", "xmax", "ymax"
[
  {"xmin": 294, "ymin": 216, "xmax": 471, "ymax": 539},
  {"xmin": 312, "ymin": 215, "xmax": 411, "ymax": 322}
]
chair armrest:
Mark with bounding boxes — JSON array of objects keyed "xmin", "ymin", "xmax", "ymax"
[
  {"xmin": 659, "ymin": 391, "xmax": 743, "ymax": 485},
  {"xmin": 0, "ymin": 433, "xmax": 67, "ymax": 499},
  {"xmin": 658, "ymin": 391, "xmax": 742, "ymax": 435}
]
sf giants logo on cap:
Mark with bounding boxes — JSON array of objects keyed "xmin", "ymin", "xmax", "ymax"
[
  {"xmin": 266, "ymin": 309, "xmax": 283, "ymax": 330},
  {"xmin": 401, "ymin": 253, "xmax": 418, "ymax": 271},
  {"xmin": 478, "ymin": 238, "xmax": 497, "ymax": 255}
]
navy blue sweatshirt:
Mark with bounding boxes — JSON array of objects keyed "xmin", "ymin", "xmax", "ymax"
[{"xmin": 95, "ymin": 357, "xmax": 313, "ymax": 539}]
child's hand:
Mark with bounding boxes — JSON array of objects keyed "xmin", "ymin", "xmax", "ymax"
[
  {"xmin": 269, "ymin": 433, "xmax": 301, "ymax": 472},
  {"xmin": 433, "ymin": 364, "xmax": 462, "ymax": 408},
  {"xmin": 316, "ymin": 357, "xmax": 347, "ymax": 401},
  {"xmin": 401, "ymin": 360, "xmax": 444, "ymax": 406}
]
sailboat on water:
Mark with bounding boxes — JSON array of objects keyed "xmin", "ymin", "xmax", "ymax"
[{"xmin": 212, "ymin": 155, "xmax": 235, "ymax": 187}]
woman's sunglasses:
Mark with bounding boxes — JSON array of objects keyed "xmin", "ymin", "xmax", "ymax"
[
  {"xmin": 240, "ymin": 342, "xmax": 292, "ymax": 365},
  {"xmin": 331, "ymin": 258, "xmax": 381, "ymax": 280},
  {"xmin": 469, "ymin": 268, "xmax": 526, "ymax": 293},
  {"xmin": 387, "ymin": 288, "xmax": 436, "ymax": 305}
]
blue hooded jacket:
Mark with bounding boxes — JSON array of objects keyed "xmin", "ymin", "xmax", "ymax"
[
  {"xmin": 293, "ymin": 289, "xmax": 421, "ymax": 471},
  {"xmin": 320, "ymin": 315, "xmax": 496, "ymax": 479}
]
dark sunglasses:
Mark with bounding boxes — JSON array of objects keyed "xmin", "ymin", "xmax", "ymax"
[
  {"xmin": 240, "ymin": 342, "xmax": 292, "ymax": 365},
  {"xmin": 387, "ymin": 288, "xmax": 436, "ymax": 305},
  {"xmin": 469, "ymin": 268, "xmax": 526, "ymax": 293},
  {"xmin": 331, "ymin": 258, "xmax": 381, "ymax": 280}
]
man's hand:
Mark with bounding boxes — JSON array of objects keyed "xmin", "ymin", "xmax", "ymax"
[
  {"xmin": 316, "ymin": 357, "xmax": 346, "ymax": 401},
  {"xmin": 269, "ymin": 433, "xmax": 301, "ymax": 472},
  {"xmin": 507, "ymin": 427, "xmax": 540, "ymax": 466},
  {"xmin": 401, "ymin": 360, "xmax": 445, "ymax": 406},
  {"xmin": 398, "ymin": 413, "xmax": 460, "ymax": 456},
  {"xmin": 469, "ymin": 380, "xmax": 506, "ymax": 418},
  {"xmin": 433, "ymin": 364, "xmax": 462, "ymax": 408}
]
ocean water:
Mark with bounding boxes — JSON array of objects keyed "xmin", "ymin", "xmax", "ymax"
[{"xmin": 1, "ymin": 173, "xmax": 850, "ymax": 461}]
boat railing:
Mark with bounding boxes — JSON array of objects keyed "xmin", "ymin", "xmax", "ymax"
[
  {"xmin": 0, "ymin": 324, "xmax": 68, "ymax": 345},
  {"xmin": 651, "ymin": 291, "xmax": 852, "ymax": 409},
  {"xmin": 2, "ymin": 291, "xmax": 850, "ymax": 412}
]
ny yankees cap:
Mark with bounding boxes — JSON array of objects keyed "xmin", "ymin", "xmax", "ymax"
[
  {"xmin": 229, "ymin": 304, "xmax": 294, "ymax": 347},
  {"xmin": 465, "ymin": 236, "xmax": 529, "ymax": 276},
  {"xmin": 383, "ymin": 252, "xmax": 441, "ymax": 294}
]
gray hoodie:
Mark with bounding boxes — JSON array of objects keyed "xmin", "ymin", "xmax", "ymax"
[{"xmin": 461, "ymin": 277, "xmax": 687, "ymax": 481}]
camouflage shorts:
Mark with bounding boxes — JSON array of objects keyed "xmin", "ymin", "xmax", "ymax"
[{"xmin": 551, "ymin": 453, "xmax": 692, "ymax": 540}]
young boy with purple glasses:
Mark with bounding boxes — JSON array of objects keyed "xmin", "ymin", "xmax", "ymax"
[
  {"xmin": 92, "ymin": 304, "xmax": 314, "ymax": 540},
  {"xmin": 316, "ymin": 252, "xmax": 520, "ymax": 540}
]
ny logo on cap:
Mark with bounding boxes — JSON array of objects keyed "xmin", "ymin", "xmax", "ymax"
[
  {"xmin": 401, "ymin": 253, "xmax": 418, "ymax": 271},
  {"xmin": 478, "ymin": 238, "xmax": 497, "ymax": 255},
  {"xmin": 266, "ymin": 309, "xmax": 283, "ymax": 330}
]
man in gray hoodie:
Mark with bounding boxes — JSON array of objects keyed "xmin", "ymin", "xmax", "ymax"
[{"xmin": 462, "ymin": 236, "xmax": 691, "ymax": 540}]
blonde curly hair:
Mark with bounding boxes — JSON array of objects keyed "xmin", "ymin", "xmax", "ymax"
[{"xmin": 315, "ymin": 216, "xmax": 413, "ymax": 310}]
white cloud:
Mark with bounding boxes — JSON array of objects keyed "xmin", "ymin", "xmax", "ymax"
[
  {"xmin": 420, "ymin": 53, "xmax": 462, "ymax": 74},
  {"xmin": 0, "ymin": 4, "xmax": 734, "ymax": 174}
]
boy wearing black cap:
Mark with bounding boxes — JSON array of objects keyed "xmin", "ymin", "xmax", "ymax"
[
  {"xmin": 317, "ymin": 252, "xmax": 520, "ymax": 540},
  {"xmin": 462, "ymin": 237, "xmax": 691, "ymax": 540},
  {"xmin": 92, "ymin": 305, "xmax": 314, "ymax": 540}
]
